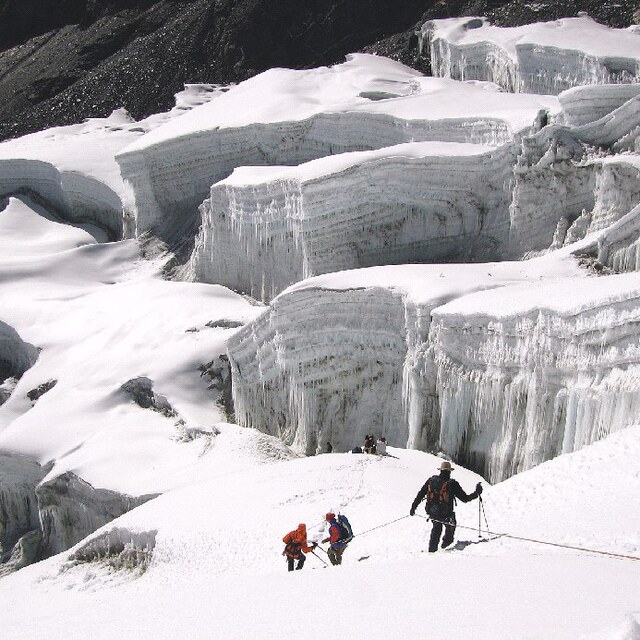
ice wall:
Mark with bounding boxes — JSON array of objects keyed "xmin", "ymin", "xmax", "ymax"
[
  {"xmin": 508, "ymin": 91, "xmax": 640, "ymax": 256},
  {"xmin": 427, "ymin": 279, "xmax": 640, "ymax": 482},
  {"xmin": 117, "ymin": 112, "xmax": 518, "ymax": 243},
  {"xmin": 558, "ymin": 84, "xmax": 640, "ymax": 127},
  {"xmin": 0, "ymin": 450, "xmax": 156, "ymax": 572},
  {"xmin": 228, "ymin": 268, "xmax": 640, "ymax": 483},
  {"xmin": 116, "ymin": 54, "xmax": 559, "ymax": 244},
  {"xmin": 36, "ymin": 472, "xmax": 155, "ymax": 557},
  {"xmin": 423, "ymin": 16, "xmax": 640, "ymax": 95},
  {"xmin": 227, "ymin": 285, "xmax": 415, "ymax": 454},
  {"xmin": 0, "ymin": 159, "xmax": 122, "ymax": 239},
  {"xmin": 190, "ymin": 143, "xmax": 515, "ymax": 300}
]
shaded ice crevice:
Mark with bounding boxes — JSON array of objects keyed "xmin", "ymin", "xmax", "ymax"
[
  {"xmin": 0, "ymin": 159, "xmax": 123, "ymax": 240},
  {"xmin": 189, "ymin": 143, "xmax": 516, "ymax": 301}
]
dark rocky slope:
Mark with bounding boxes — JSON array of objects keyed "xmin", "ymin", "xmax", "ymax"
[{"xmin": 0, "ymin": 0, "xmax": 637, "ymax": 141}]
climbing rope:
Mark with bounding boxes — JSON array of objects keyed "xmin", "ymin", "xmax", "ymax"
[
  {"xmin": 414, "ymin": 514, "xmax": 640, "ymax": 562},
  {"xmin": 354, "ymin": 515, "xmax": 411, "ymax": 537}
]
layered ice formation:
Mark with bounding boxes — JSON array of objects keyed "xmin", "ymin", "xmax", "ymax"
[
  {"xmin": 116, "ymin": 55, "xmax": 559, "ymax": 242},
  {"xmin": 228, "ymin": 257, "xmax": 640, "ymax": 482},
  {"xmin": 422, "ymin": 16, "xmax": 640, "ymax": 94},
  {"xmin": 190, "ymin": 142, "xmax": 515, "ymax": 300}
]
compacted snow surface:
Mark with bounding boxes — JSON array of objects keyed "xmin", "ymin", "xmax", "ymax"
[{"xmin": 1, "ymin": 16, "xmax": 640, "ymax": 640}]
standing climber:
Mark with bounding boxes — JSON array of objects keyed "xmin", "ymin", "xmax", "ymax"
[
  {"xmin": 322, "ymin": 512, "xmax": 353, "ymax": 566},
  {"xmin": 282, "ymin": 523, "xmax": 316, "ymax": 571},
  {"xmin": 409, "ymin": 461, "xmax": 482, "ymax": 552}
]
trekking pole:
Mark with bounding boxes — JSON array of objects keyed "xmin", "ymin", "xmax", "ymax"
[
  {"xmin": 311, "ymin": 549, "xmax": 328, "ymax": 567},
  {"xmin": 478, "ymin": 497, "xmax": 482, "ymax": 539},
  {"xmin": 315, "ymin": 545, "xmax": 329, "ymax": 557},
  {"xmin": 479, "ymin": 495, "xmax": 490, "ymax": 534}
]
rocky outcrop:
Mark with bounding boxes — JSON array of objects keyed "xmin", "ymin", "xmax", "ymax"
[
  {"xmin": 1, "ymin": 0, "xmax": 637, "ymax": 142},
  {"xmin": 0, "ymin": 0, "xmax": 431, "ymax": 142}
]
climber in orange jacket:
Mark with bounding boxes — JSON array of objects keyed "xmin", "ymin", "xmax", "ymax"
[{"xmin": 282, "ymin": 523, "xmax": 316, "ymax": 571}]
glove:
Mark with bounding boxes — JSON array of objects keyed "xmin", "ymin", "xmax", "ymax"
[
  {"xmin": 311, "ymin": 543, "xmax": 317, "ymax": 549},
  {"xmin": 409, "ymin": 508, "xmax": 415, "ymax": 516},
  {"xmin": 476, "ymin": 482, "xmax": 483, "ymax": 495}
]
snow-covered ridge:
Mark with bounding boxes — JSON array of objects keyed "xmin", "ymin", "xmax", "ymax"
[
  {"xmin": 116, "ymin": 55, "xmax": 559, "ymax": 241},
  {"xmin": 423, "ymin": 16, "xmax": 640, "ymax": 94},
  {"xmin": 189, "ymin": 142, "xmax": 514, "ymax": 300}
]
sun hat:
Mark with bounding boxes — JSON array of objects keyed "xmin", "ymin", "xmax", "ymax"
[{"xmin": 438, "ymin": 461, "xmax": 454, "ymax": 471}]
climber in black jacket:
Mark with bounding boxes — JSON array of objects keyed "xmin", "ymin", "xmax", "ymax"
[{"xmin": 410, "ymin": 460, "xmax": 482, "ymax": 552}]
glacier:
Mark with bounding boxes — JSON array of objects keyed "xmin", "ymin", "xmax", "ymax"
[
  {"xmin": 422, "ymin": 16, "xmax": 640, "ymax": 95},
  {"xmin": 2, "ymin": 15, "xmax": 640, "ymax": 575},
  {"xmin": 115, "ymin": 55, "xmax": 559, "ymax": 244}
]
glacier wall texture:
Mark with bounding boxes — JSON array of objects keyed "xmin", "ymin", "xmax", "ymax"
[
  {"xmin": 117, "ymin": 112, "xmax": 519, "ymax": 243},
  {"xmin": 190, "ymin": 144, "xmax": 515, "ymax": 300},
  {"xmin": 227, "ymin": 275, "xmax": 640, "ymax": 483},
  {"xmin": 227, "ymin": 286, "xmax": 415, "ymax": 455},
  {"xmin": 423, "ymin": 17, "xmax": 640, "ymax": 95},
  {"xmin": 0, "ymin": 159, "xmax": 123, "ymax": 240},
  {"xmin": 425, "ymin": 290, "xmax": 640, "ymax": 482},
  {"xmin": 0, "ymin": 451, "xmax": 156, "ymax": 573}
]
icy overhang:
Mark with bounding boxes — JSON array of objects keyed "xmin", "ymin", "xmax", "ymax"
[{"xmin": 422, "ymin": 15, "xmax": 640, "ymax": 61}]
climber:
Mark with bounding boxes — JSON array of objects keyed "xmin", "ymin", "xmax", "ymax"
[
  {"xmin": 322, "ymin": 512, "xmax": 353, "ymax": 566},
  {"xmin": 409, "ymin": 460, "xmax": 482, "ymax": 552},
  {"xmin": 282, "ymin": 523, "xmax": 316, "ymax": 571}
]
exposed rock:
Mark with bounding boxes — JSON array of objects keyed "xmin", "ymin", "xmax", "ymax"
[
  {"xmin": 1, "ymin": 0, "xmax": 636, "ymax": 142},
  {"xmin": 26, "ymin": 379, "xmax": 57, "ymax": 402},
  {"xmin": 120, "ymin": 376, "xmax": 176, "ymax": 417}
]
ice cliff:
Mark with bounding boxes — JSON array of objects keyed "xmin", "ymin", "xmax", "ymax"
[
  {"xmin": 228, "ymin": 259, "xmax": 640, "ymax": 483},
  {"xmin": 422, "ymin": 16, "xmax": 640, "ymax": 95},
  {"xmin": 215, "ymin": 28, "xmax": 640, "ymax": 482},
  {"xmin": 116, "ymin": 55, "xmax": 559, "ymax": 243}
]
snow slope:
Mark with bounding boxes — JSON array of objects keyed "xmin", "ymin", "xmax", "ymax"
[{"xmin": 0, "ymin": 429, "xmax": 639, "ymax": 640}]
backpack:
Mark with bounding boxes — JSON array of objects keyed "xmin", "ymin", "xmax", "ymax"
[
  {"xmin": 336, "ymin": 514, "xmax": 354, "ymax": 544},
  {"xmin": 425, "ymin": 475, "xmax": 454, "ymax": 520}
]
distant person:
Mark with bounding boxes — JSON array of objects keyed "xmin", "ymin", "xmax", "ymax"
[
  {"xmin": 325, "ymin": 441, "xmax": 333, "ymax": 453},
  {"xmin": 376, "ymin": 436, "xmax": 387, "ymax": 455},
  {"xmin": 351, "ymin": 446, "xmax": 363, "ymax": 454},
  {"xmin": 282, "ymin": 523, "xmax": 316, "ymax": 571},
  {"xmin": 363, "ymin": 434, "xmax": 375, "ymax": 454},
  {"xmin": 409, "ymin": 460, "xmax": 482, "ymax": 552},
  {"xmin": 322, "ymin": 512, "xmax": 353, "ymax": 566}
]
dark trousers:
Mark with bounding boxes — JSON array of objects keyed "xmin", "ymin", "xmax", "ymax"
[
  {"xmin": 429, "ymin": 514, "xmax": 456, "ymax": 552},
  {"xmin": 287, "ymin": 554, "xmax": 306, "ymax": 571},
  {"xmin": 328, "ymin": 546, "xmax": 345, "ymax": 566}
]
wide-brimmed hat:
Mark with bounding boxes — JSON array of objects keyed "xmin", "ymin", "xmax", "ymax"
[{"xmin": 438, "ymin": 461, "xmax": 454, "ymax": 471}]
